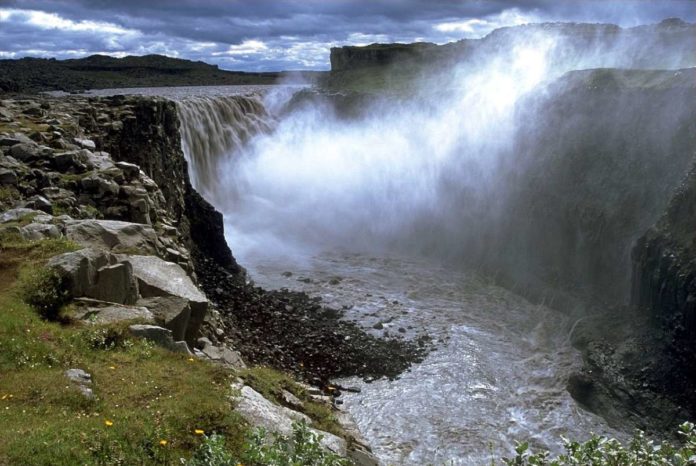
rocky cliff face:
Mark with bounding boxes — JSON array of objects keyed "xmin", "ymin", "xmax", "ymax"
[
  {"xmin": 329, "ymin": 19, "xmax": 695, "ymax": 73},
  {"xmin": 76, "ymin": 95, "xmax": 243, "ymax": 275},
  {"xmin": 630, "ymin": 162, "xmax": 696, "ymax": 397}
]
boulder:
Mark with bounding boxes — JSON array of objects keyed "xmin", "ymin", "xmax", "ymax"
[
  {"xmin": 0, "ymin": 207, "xmax": 42, "ymax": 223},
  {"xmin": 80, "ymin": 173, "xmax": 119, "ymax": 197},
  {"xmin": 0, "ymin": 169, "xmax": 17, "ymax": 185},
  {"xmin": 47, "ymin": 248, "xmax": 115, "ymax": 297},
  {"xmin": 73, "ymin": 138, "xmax": 96, "ymax": 150},
  {"xmin": 64, "ymin": 368, "xmax": 94, "ymax": 399},
  {"xmin": 65, "ymin": 220, "xmax": 158, "ymax": 254},
  {"xmin": 89, "ymin": 262, "xmax": 139, "ymax": 305},
  {"xmin": 23, "ymin": 195, "xmax": 52, "ymax": 213},
  {"xmin": 53, "ymin": 150, "xmax": 88, "ymax": 172},
  {"xmin": 128, "ymin": 324, "xmax": 191, "ymax": 353},
  {"xmin": 127, "ymin": 255, "xmax": 208, "ymax": 343},
  {"xmin": 0, "ymin": 108, "xmax": 12, "ymax": 123},
  {"xmin": 19, "ymin": 222, "xmax": 61, "ymax": 241},
  {"xmin": 136, "ymin": 295, "xmax": 191, "ymax": 342},
  {"xmin": 115, "ymin": 161, "xmax": 140, "ymax": 180},
  {"xmin": 22, "ymin": 106, "xmax": 44, "ymax": 117},
  {"xmin": 232, "ymin": 384, "xmax": 346, "ymax": 455},
  {"xmin": 85, "ymin": 151, "xmax": 115, "ymax": 170},
  {"xmin": 10, "ymin": 142, "xmax": 50, "ymax": 162},
  {"xmin": 200, "ymin": 344, "xmax": 246, "ymax": 369}
]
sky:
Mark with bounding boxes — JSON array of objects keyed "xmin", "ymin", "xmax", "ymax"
[{"xmin": 0, "ymin": 0, "xmax": 693, "ymax": 71}]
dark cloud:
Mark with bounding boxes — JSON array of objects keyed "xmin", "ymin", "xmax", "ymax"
[{"xmin": 0, "ymin": 0, "xmax": 693, "ymax": 70}]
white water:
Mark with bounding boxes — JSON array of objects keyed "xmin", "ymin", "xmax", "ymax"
[
  {"xmin": 246, "ymin": 252, "xmax": 619, "ymax": 464},
  {"xmin": 91, "ymin": 21, "xmax": 694, "ymax": 464}
]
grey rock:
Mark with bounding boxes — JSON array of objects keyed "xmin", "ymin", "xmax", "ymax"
[
  {"xmin": 196, "ymin": 337, "xmax": 213, "ymax": 349},
  {"xmin": 0, "ymin": 169, "xmax": 17, "ymax": 186},
  {"xmin": 47, "ymin": 248, "xmax": 115, "ymax": 297},
  {"xmin": 80, "ymin": 173, "xmax": 119, "ymax": 197},
  {"xmin": 115, "ymin": 161, "xmax": 140, "ymax": 180},
  {"xmin": 219, "ymin": 347, "xmax": 246, "ymax": 368},
  {"xmin": 0, "ymin": 208, "xmax": 42, "ymax": 223},
  {"xmin": 65, "ymin": 368, "xmax": 91, "ymax": 385},
  {"xmin": 348, "ymin": 447, "xmax": 380, "ymax": 466},
  {"xmin": 89, "ymin": 262, "xmax": 139, "ymax": 305},
  {"xmin": 77, "ymin": 302, "xmax": 154, "ymax": 325},
  {"xmin": 23, "ymin": 106, "xmax": 44, "ymax": 117},
  {"xmin": 65, "ymin": 219, "xmax": 158, "ymax": 254},
  {"xmin": 86, "ymin": 151, "xmax": 115, "ymax": 170},
  {"xmin": 0, "ymin": 107, "xmax": 12, "ymax": 122},
  {"xmin": 137, "ymin": 295, "xmax": 191, "ymax": 342},
  {"xmin": 65, "ymin": 368, "xmax": 94, "ymax": 399},
  {"xmin": 232, "ymin": 384, "xmax": 346, "ymax": 455},
  {"xmin": 24, "ymin": 195, "xmax": 52, "ymax": 213},
  {"xmin": 128, "ymin": 324, "xmax": 191, "ymax": 353},
  {"xmin": 53, "ymin": 150, "xmax": 88, "ymax": 172},
  {"xmin": 10, "ymin": 142, "xmax": 50, "ymax": 162},
  {"xmin": 127, "ymin": 255, "xmax": 207, "ymax": 343},
  {"xmin": 73, "ymin": 138, "xmax": 96, "ymax": 150},
  {"xmin": 281, "ymin": 389, "xmax": 304, "ymax": 410},
  {"xmin": 19, "ymin": 222, "xmax": 61, "ymax": 241}
]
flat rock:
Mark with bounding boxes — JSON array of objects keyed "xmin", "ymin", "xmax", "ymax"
[
  {"xmin": 232, "ymin": 384, "xmax": 346, "ymax": 455},
  {"xmin": 76, "ymin": 301, "xmax": 154, "ymax": 325},
  {"xmin": 0, "ymin": 208, "xmax": 43, "ymax": 223},
  {"xmin": 127, "ymin": 255, "xmax": 207, "ymax": 343},
  {"xmin": 65, "ymin": 219, "xmax": 158, "ymax": 254}
]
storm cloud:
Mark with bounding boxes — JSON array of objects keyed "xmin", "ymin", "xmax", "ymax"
[{"xmin": 0, "ymin": 0, "xmax": 693, "ymax": 70}]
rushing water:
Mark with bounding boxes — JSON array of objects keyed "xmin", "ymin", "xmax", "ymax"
[
  {"xmin": 239, "ymin": 251, "xmax": 620, "ymax": 465},
  {"xmin": 91, "ymin": 84, "xmax": 624, "ymax": 464}
]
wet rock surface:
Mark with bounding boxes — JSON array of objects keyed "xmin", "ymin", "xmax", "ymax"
[{"xmin": 195, "ymin": 253, "xmax": 427, "ymax": 384}]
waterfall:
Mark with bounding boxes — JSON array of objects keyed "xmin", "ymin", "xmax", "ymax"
[{"xmin": 176, "ymin": 93, "xmax": 272, "ymax": 200}]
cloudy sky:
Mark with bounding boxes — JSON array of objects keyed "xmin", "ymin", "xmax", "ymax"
[{"xmin": 0, "ymin": 0, "xmax": 693, "ymax": 71}]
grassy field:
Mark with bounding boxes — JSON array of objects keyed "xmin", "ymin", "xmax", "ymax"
[{"xmin": 0, "ymin": 232, "xmax": 342, "ymax": 465}]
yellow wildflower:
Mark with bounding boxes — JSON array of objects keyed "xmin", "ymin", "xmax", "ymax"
[
  {"xmin": 159, "ymin": 439, "xmax": 168, "ymax": 446},
  {"xmin": 188, "ymin": 358, "xmax": 195, "ymax": 362},
  {"xmin": 105, "ymin": 420, "xmax": 114, "ymax": 427},
  {"xmin": 109, "ymin": 366, "xmax": 116, "ymax": 370},
  {"xmin": 194, "ymin": 429, "xmax": 205, "ymax": 435}
]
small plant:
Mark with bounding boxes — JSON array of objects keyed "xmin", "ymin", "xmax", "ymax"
[
  {"xmin": 17, "ymin": 266, "xmax": 70, "ymax": 321},
  {"xmin": 504, "ymin": 422, "xmax": 696, "ymax": 466},
  {"xmin": 186, "ymin": 433, "xmax": 236, "ymax": 466},
  {"xmin": 186, "ymin": 421, "xmax": 351, "ymax": 466}
]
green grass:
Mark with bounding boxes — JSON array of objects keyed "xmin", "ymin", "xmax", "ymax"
[{"xmin": 0, "ymin": 234, "xmax": 249, "ymax": 465}]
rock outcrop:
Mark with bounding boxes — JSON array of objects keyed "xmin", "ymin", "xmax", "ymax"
[{"xmin": 630, "ymin": 163, "xmax": 696, "ymax": 406}]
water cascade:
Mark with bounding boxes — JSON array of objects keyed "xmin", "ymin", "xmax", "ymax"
[{"xmin": 172, "ymin": 22, "xmax": 696, "ymax": 464}]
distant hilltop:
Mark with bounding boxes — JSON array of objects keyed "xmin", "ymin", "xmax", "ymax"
[
  {"xmin": 0, "ymin": 54, "xmax": 322, "ymax": 94},
  {"xmin": 329, "ymin": 18, "xmax": 695, "ymax": 72}
]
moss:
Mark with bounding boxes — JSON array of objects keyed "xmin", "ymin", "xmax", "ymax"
[{"xmin": 0, "ymin": 185, "xmax": 20, "ymax": 209}]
